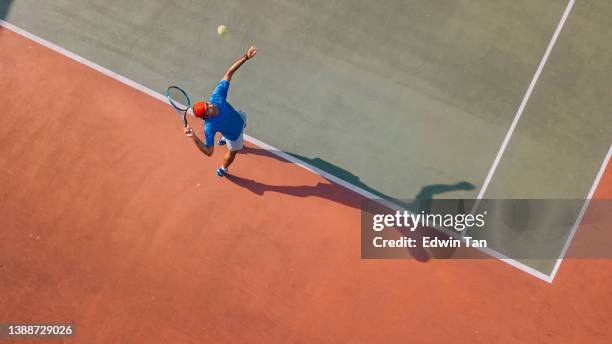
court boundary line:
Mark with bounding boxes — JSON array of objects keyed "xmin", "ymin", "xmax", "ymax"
[
  {"xmin": 474, "ymin": 0, "xmax": 576, "ymax": 202},
  {"xmin": 0, "ymin": 19, "xmax": 564, "ymax": 283},
  {"xmin": 548, "ymin": 145, "xmax": 612, "ymax": 282}
]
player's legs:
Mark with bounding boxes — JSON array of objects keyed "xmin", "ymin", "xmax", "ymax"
[
  {"xmin": 223, "ymin": 150, "xmax": 238, "ymax": 169},
  {"xmin": 216, "ymin": 133, "xmax": 244, "ymax": 176},
  {"xmin": 217, "ymin": 111, "xmax": 247, "ymax": 177}
]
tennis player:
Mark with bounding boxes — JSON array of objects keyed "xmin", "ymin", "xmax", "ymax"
[{"xmin": 186, "ymin": 46, "xmax": 257, "ymax": 177}]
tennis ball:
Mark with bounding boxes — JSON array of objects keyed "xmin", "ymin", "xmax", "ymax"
[{"xmin": 217, "ymin": 25, "xmax": 227, "ymax": 35}]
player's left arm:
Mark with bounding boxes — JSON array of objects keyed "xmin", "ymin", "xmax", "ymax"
[
  {"xmin": 186, "ymin": 128, "xmax": 214, "ymax": 156},
  {"xmin": 222, "ymin": 46, "xmax": 257, "ymax": 82}
]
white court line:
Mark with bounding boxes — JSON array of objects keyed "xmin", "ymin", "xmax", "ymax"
[
  {"xmin": 547, "ymin": 145, "xmax": 612, "ymax": 282},
  {"xmin": 474, "ymin": 0, "xmax": 576, "ymax": 202},
  {"xmin": 0, "ymin": 19, "xmax": 564, "ymax": 283}
]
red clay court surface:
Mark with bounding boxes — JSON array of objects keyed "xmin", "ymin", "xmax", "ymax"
[{"xmin": 1, "ymin": 27, "xmax": 612, "ymax": 343}]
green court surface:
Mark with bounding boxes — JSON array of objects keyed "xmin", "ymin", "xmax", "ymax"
[{"xmin": 2, "ymin": 0, "xmax": 610, "ymax": 276}]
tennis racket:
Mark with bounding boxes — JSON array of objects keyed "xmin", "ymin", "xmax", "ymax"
[{"xmin": 165, "ymin": 85, "xmax": 191, "ymax": 131}]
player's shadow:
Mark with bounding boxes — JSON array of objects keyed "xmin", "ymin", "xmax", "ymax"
[
  {"xmin": 228, "ymin": 147, "xmax": 476, "ymax": 261},
  {"xmin": 232, "ymin": 147, "xmax": 475, "ymax": 212}
]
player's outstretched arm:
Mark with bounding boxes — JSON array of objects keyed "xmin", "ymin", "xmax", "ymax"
[
  {"xmin": 222, "ymin": 46, "xmax": 257, "ymax": 82},
  {"xmin": 187, "ymin": 128, "xmax": 214, "ymax": 156}
]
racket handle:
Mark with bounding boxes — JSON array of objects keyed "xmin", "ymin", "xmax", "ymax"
[{"xmin": 182, "ymin": 111, "xmax": 189, "ymax": 127}]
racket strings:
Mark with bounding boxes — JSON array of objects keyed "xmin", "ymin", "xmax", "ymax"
[{"xmin": 166, "ymin": 86, "xmax": 190, "ymax": 111}]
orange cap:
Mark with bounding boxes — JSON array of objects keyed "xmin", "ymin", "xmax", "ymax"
[{"xmin": 193, "ymin": 102, "xmax": 208, "ymax": 117}]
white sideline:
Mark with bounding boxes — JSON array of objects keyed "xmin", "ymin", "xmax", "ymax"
[
  {"xmin": 474, "ymin": 0, "xmax": 576, "ymax": 202},
  {"xmin": 547, "ymin": 145, "xmax": 612, "ymax": 282}
]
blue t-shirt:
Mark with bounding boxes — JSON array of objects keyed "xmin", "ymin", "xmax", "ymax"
[{"xmin": 203, "ymin": 80, "xmax": 245, "ymax": 146}]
